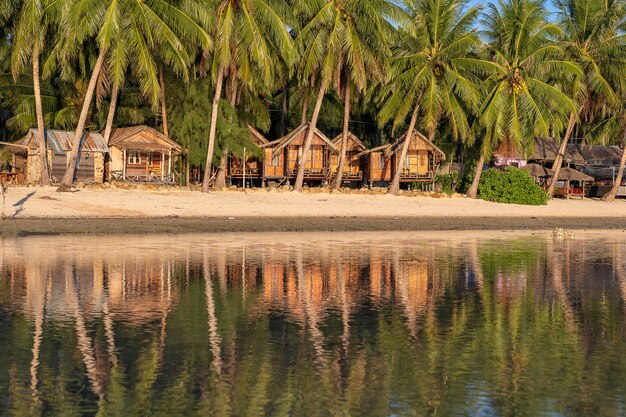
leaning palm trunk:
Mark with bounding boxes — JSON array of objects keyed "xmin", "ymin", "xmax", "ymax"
[
  {"xmin": 546, "ymin": 112, "xmax": 576, "ymax": 197},
  {"xmin": 214, "ymin": 147, "xmax": 228, "ymax": 188},
  {"xmin": 467, "ymin": 152, "xmax": 486, "ymax": 199},
  {"xmin": 333, "ymin": 84, "xmax": 351, "ymax": 190},
  {"xmin": 202, "ymin": 65, "xmax": 225, "ymax": 193},
  {"xmin": 159, "ymin": 67, "xmax": 169, "ymax": 137},
  {"xmin": 602, "ymin": 138, "xmax": 626, "ymax": 202},
  {"xmin": 103, "ymin": 86, "xmax": 119, "ymax": 143},
  {"xmin": 388, "ymin": 103, "xmax": 420, "ymax": 194},
  {"xmin": 301, "ymin": 93, "xmax": 310, "ymax": 125},
  {"xmin": 33, "ymin": 44, "xmax": 50, "ymax": 186},
  {"xmin": 294, "ymin": 78, "xmax": 328, "ymax": 192},
  {"xmin": 59, "ymin": 49, "xmax": 107, "ymax": 189}
]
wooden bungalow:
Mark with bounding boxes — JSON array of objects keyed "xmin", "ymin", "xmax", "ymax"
[
  {"xmin": 260, "ymin": 123, "xmax": 339, "ymax": 185},
  {"xmin": 357, "ymin": 129, "xmax": 446, "ymax": 187},
  {"xmin": 329, "ymin": 132, "xmax": 368, "ymax": 185},
  {"xmin": 108, "ymin": 126, "xmax": 182, "ymax": 183},
  {"xmin": 5, "ymin": 129, "xmax": 107, "ymax": 184},
  {"xmin": 227, "ymin": 126, "xmax": 269, "ymax": 185}
]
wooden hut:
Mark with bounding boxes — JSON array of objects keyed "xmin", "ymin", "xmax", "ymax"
[
  {"xmin": 7, "ymin": 129, "xmax": 107, "ymax": 184},
  {"xmin": 227, "ymin": 126, "xmax": 269, "ymax": 185},
  {"xmin": 357, "ymin": 129, "xmax": 445, "ymax": 187},
  {"xmin": 329, "ymin": 132, "xmax": 367, "ymax": 185},
  {"xmin": 108, "ymin": 126, "xmax": 181, "ymax": 183},
  {"xmin": 260, "ymin": 123, "xmax": 338, "ymax": 185}
]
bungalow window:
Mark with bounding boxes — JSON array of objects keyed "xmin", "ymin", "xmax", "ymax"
[
  {"xmin": 128, "ymin": 151, "xmax": 140, "ymax": 164},
  {"xmin": 272, "ymin": 152, "xmax": 280, "ymax": 166},
  {"xmin": 379, "ymin": 153, "xmax": 385, "ymax": 168}
]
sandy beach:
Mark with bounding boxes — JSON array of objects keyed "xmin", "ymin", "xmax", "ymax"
[{"xmin": 1, "ymin": 186, "xmax": 625, "ymax": 235}]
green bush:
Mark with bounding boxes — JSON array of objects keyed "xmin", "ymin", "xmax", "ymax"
[
  {"xmin": 478, "ymin": 167, "xmax": 548, "ymax": 205},
  {"xmin": 435, "ymin": 173, "xmax": 458, "ymax": 193}
]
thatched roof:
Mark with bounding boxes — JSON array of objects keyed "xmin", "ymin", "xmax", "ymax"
[
  {"xmin": 247, "ymin": 126, "xmax": 269, "ymax": 146},
  {"xmin": 558, "ymin": 167, "xmax": 594, "ymax": 182},
  {"xmin": 260, "ymin": 122, "xmax": 338, "ymax": 153},
  {"xmin": 521, "ymin": 163, "xmax": 554, "ymax": 177},
  {"xmin": 109, "ymin": 125, "xmax": 182, "ymax": 153},
  {"xmin": 331, "ymin": 131, "xmax": 367, "ymax": 152},
  {"xmin": 355, "ymin": 129, "xmax": 446, "ymax": 161}
]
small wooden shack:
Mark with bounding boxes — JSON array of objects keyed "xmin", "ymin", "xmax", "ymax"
[
  {"xmin": 108, "ymin": 126, "xmax": 181, "ymax": 183},
  {"xmin": 227, "ymin": 126, "xmax": 269, "ymax": 184},
  {"xmin": 329, "ymin": 132, "xmax": 367, "ymax": 184},
  {"xmin": 358, "ymin": 129, "xmax": 445, "ymax": 187},
  {"xmin": 8, "ymin": 129, "xmax": 107, "ymax": 184},
  {"xmin": 260, "ymin": 123, "xmax": 338, "ymax": 184}
]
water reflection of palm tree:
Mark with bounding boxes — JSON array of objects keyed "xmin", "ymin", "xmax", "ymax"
[
  {"xmin": 28, "ymin": 260, "xmax": 51, "ymax": 403},
  {"xmin": 65, "ymin": 265, "xmax": 104, "ymax": 402},
  {"xmin": 203, "ymin": 252, "xmax": 223, "ymax": 375}
]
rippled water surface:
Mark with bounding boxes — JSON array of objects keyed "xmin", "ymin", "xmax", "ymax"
[{"xmin": 1, "ymin": 232, "xmax": 625, "ymax": 416}]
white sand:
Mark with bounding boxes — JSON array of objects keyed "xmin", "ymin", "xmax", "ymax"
[{"xmin": 2, "ymin": 186, "xmax": 625, "ymax": 219}]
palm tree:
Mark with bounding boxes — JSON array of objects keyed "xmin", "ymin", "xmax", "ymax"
[
  {"xmin": 379, "ymin": 0, "xmax": 484, "ymax": 195},
  {"xmin": 466, "ymin": 0, "xmax": 578, "ymax": 199},
  {"xmin": 546, "ymin": 0, "xmax": 626, "ymax": 200},
  {"xmin": 57, "ymin": 0, "xmax": 210, "ymax": 189},
  {"xmin": 293, "ymin": 0, "xmax": 406, "ymax": 192},
  {"xmin": 329, "ymin": 0, "xmax": 404, "ymax": 190},
  {"xmin": 201, "ymin": 0, "xmax": 296, "ymax": 193},
  {"xmin": 10, "ymin": 0, "xmax": 55, "ymax": 186}
]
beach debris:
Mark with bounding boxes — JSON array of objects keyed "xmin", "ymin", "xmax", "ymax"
[{"xmin": 552, "ymin": 227, "xmax": 574, "ymax": 238}]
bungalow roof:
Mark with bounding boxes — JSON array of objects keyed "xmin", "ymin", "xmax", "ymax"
[
  {"xmin": 260, "ymin": 123, "xmax": 339, "ymax": 153},
  {"xmin": 331, "ymin": 131, "xmax": 367, "ymax": 152},
  {"xmin": 109, "ymin": 125, "xmax": 182, "ymax": 153},
  {"xmin": 355, "ymin": 129, "xmax": 446, "ymax": 161}
]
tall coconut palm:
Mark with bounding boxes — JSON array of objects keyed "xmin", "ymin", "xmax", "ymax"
[
  {"xmin": 379, "ymin": 0, "xmax": 484, "ymax": 195},
  {"xmin": 10, "ymin": 0, "xmax": 57, "ymax": 186},
  {"xmin": 466, "ymin": 0, "xmax": 578, "ymax": 199},
  {"xmin": 201, "ymin": 0, "xmax": 296, "ymax": 193},
  {"xmin": 294, "ymin": 0, "xmax": 407, "ymax": 192},
  {"xmin": 329, "ymin": 0, "xmax": 405, "ymax": 190},
  {"xmin": 57, "ymin": 0, "xmax": 211, "ymax": 189},
  {"xmin": 546, "ymin": 0, "xmax": 626, "ymax": 199}
]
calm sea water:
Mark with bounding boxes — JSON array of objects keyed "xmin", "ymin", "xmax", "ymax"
[{"xmin": 0, "ymin": 232, "xmax": 625, "ymax": 417}]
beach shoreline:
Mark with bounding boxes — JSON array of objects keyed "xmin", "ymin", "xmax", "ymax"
[{"xmin": 1, "ymin": 186, "xmax": 625, "ymax": 235}]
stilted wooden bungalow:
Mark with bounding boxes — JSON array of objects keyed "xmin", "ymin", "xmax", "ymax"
[
  {"xmin": 227, "ymin": 126, "xmax": 269, "ymax": 185},
  {"xmin": 329, "ymin": 132, "xmax": 367, "ymax": 185},
  {"xmin": 357, "ymin": 129, "xmax": 446, "ymax": 187},
  {"xmin": 260, "ymin": 123, "xmax": 339, "ymax": 185},
  {"xmin": 6, "ymin": 129, "xmax": 107, "ymax": 184},
  {"xmin": 108, "ymin": 126, "xmax": 182, "ymax": 183}
]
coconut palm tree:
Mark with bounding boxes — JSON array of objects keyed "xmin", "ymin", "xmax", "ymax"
[
  {"xmin": 379, "ymin": 0, "xmax": 484, "ymax": 195},
  {"xmin": 329, "ymin": 0, "xmax": 405, "ymax": 190},
  {"xmin": 9, "ymin": 0, "xmax": 57, "ymax": 186},
  {"xmin": 293, "ymin": 0, "xmax": 407, "ymax": 192},
  {"xmin": 57, "ymin": 0, "xmax": 211, "ymax": 189},
  {"xmin": 466, "ymin": 0, "xmax": 578, "ymax": 199},
  {"xmin": 200, "ymin": 0, "xmax": 296, "ymax": 193},
  {"xmin": 546, "ymin": 0, "xmax": 626, "ymax": 200}
]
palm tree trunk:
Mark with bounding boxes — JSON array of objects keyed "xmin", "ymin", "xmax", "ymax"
[
  {"xmin": 333, "ymin": 84, "xmax": 351, "ymax": 190},
  {"xmin": 602, "ymin": 136, "xmax": 626, "ymax": 202},
  {"xmin": 214, "ymin": 82, "xmax": 238, "ymax": 189},
  {"xmin": 279, "ymin": 77, "xmax": 288, "ymax": 137},
  {"xmin": 467, "ymin": 152, "xmax": 486, "ymax": 199},
  {"xmin": 159, "ymin": 67, "xmax": 169, "ymax": 137},
  {"xmin": 546, "ymin": 112, "xmax": 576, "ymax": 197},
  {"xmin": 103, "ymin": 85, "xmax": 118, "ymax": 143},
  {"xmin": 202, "ymin": 65, "xmax": 225, "ymax": 193},
  {"xmin": 388, "ymin": 103, "xmax": 420, "ymax": 194},
  {"xmin": 32, "ymin": 43, "xmax": 50, "ymax": 186},
  {"xmin": 301, "ymin": 93, "xmax": 310, "ymax": 125},
  {"xmin": 294, "ymin": 78, "xmax": 328, "ymax": 192},
  {"xmin": 59, "ymin": 48, "xmax": 107, "ymax": 189}
]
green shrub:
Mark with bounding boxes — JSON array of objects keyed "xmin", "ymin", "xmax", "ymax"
[
  {"xmin": 435, "ymin": 173, "xmax": 458, "ymax": 193},
  {"xmin": 477, "ymin": 167, "xmax": 548, "ymax": 205}
]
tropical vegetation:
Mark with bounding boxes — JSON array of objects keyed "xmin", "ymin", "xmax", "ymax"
[{"xmin": 0, "ymin": 0, "xmax": 625, "ymax": 200}]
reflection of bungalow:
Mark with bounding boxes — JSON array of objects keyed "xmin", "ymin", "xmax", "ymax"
[
  {"xmin": 329, "ymin": 132, "xmax": 368, "ymax": 185},
  {"xmin": 357, "ymin": 129, "xmax": 445, "ymax": 187},
  {"xmin": 108, "ymin": 126, "xmax": 181, "ymax": 183},
  {"xmin": 227, "ymin": 126, "xmax": 269, "ymax": 185},
  {"xmin": 260, "ymin": 123, "xmax": 339, "ymax": 184},
  {"xmin": 8, "ymin": 129, "xmax": 107, "ymax": 184}
]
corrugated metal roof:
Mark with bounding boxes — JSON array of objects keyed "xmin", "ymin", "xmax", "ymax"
[{"xmin": 22, "ymin": 129, "xmax": 107, "ymax": 154}]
